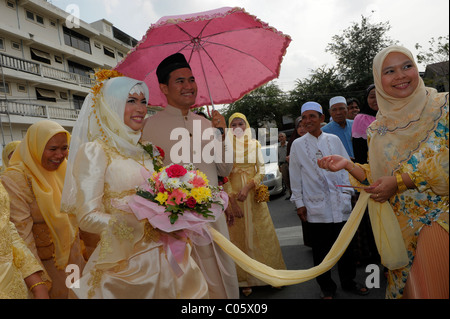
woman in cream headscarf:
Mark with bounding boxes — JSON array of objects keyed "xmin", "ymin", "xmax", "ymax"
[
  {"xmin": 0, "ymin": 120, "xmax": 85, "ymax": 298},
  {"xmin": 61, "ymin": 72, "xmax": 208, "ymax": 299},
  {"xmin": 318, "ymin": 45, "xmax": 448, "ymax": 299},
  {"xmin": 224, "ymin": 112, "xmax": 286, "ymax": 296}
]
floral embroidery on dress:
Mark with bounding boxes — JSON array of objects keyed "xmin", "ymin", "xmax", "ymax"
[{"xmin": 366, "ymin": 103, "xmax": 449, "ymax": 299}]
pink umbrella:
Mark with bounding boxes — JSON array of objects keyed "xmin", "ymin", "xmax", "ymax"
[{"xmin": 115, "ymin": 7, "xmax": 291, "ymax": 109}]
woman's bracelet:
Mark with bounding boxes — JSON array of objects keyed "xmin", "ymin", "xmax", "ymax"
[
  {"xmin": 396, "ymin": 173, "xmax": 408, "ymax": 193},
  {"xmin": 345, "ymin": 161, "xmax": 356, "ymax": 173},
  {"xmin": 29, "ymin": 281, "xmax": 47, "ymax": 292}
]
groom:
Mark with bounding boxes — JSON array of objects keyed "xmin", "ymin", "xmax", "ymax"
[{"xmin": 142, "ymin": 53, "xmax": 238, "ymax": 299}]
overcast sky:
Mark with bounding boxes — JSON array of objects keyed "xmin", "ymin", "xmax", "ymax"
[{"xmin": 51, "ymin": 0, "xmax": 449, "ymax": 92}]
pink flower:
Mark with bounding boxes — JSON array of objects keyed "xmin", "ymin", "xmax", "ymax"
[
  {"xmin": 191, "ymin": 175, "xmax": 207, "ymax": 188},
  {"xmin": 166, "ymin": 164, "xmax": 187, "ymax": 178},
  {"xmin": 167, "ymin": 189, "xmax": 187, "ymax": 206},
  {"xmin": 186, "ymin": 197, "xmax": 197, "ymax": 209}
]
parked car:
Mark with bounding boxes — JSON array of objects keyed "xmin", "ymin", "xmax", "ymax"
[{"xmin": 260, "ymin": 144, "xmax": 285, "ymax": 196}]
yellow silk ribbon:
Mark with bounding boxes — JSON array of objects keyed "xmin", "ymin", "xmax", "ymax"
[{"xmin": 211, "ymin": 191, "xmax": 408, "ymax": 287}]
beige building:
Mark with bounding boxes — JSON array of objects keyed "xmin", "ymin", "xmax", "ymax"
[{"xmin": 0, "ymin": 0, "xmax": 138, "ymax": 160}]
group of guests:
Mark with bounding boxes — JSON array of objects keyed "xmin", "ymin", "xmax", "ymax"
[
  {"xmin": 0, "ymin": 45, "xmax": 448, "ymax": 300},
  {"xmin": 288, "ymin": 45, "xmax": 448, "ymax": 299}
]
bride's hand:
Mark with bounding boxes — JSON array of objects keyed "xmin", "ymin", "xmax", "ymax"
[{"xmin": 317, "ymin": 155, "xmax": 348, "ymax": 172}]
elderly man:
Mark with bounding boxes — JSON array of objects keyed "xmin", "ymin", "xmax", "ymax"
[
  {"xmin": 322, "ymin": 96, "xmax": 354, "ymax": 159},
  {"xmin": 289, "ymin": 101, "xmax": 367, "ymax": 299},
  {"xmin": 142, "ymin": 53, "xmax": 239, "ymax": 299}
]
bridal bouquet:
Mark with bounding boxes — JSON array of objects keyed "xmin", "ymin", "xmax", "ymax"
[
  {"xmin": 130, "ymin": 164, "xmax": 227, "ymax": 229},
  {"xmin": 127, "ymin": 164, "xmax": 228, "ymax": 276}
]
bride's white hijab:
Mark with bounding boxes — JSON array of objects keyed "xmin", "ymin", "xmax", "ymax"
[{"xmin": 61, "ymin": 76, "xmax": 149, "ymax": 211}]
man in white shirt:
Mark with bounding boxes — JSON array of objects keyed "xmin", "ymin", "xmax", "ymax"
[{"xmin": 289, "ymin": 101, "xmax": 368, "ymax": 299}]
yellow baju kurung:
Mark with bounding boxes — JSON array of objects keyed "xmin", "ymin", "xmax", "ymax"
[
  {"xmin": 0, "ymin": 182, "xmax": 43, "ymax": 299},
  {"xmin": 1, "ymin": 120, "xmax": 86, "ymax": 299},
  {"xmin": 226, "ymin": 163, "xmax": 286, "ymax": 287},
  {"xmin": 225, "ymin": 113, "xmax": 286, "ymax": 287},
  {"xmin": 1, "ymin": 169, "xmax": 86, "ymax": 298}
]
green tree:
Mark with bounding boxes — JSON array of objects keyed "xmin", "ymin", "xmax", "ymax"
[
  {"xmin": 415, "ymin": 35, "xmax": 449, "ymax": 65},
  {"xmin": 223, "ymin": 82, "xmax": 289, "ymax": 129},
  {"xmin": 288, "ymin": 65, "xmax": 346, "ymax": 121},
  {"xmin": 326, "ymin": 15, "xmax": 396, "ymax": 90}
]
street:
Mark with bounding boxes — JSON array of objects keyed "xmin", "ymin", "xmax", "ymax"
[{"xmin": 239, "ymin": 192, "xmax": 387, "ymax": 299}]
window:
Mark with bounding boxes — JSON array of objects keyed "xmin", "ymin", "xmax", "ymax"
[
  {"xmin": 73, "ymin": 94, "xmax": 86, "ymax": 110},
  {"xmin": 0, "ymin": 38, "xmax": 4, "ymax": 51},
  {"xmin": 36, "ymin": 88, "xmax": 57, "ymax": 102},
  {"xmin": 30, "ymin": 48, "xmax": 51, "ymax": 64},
  {"xmin": 103, "ymin": 46, "xmax": 115, "ymax": 58},
  {"xmin": 26, "ymin": 10, "xmax": 34, "ymax": 20},
  {"xmin": 17, "ymin": 84, "xmax": 27, "ymax": 93},
  {"xmin": 25, "ymin": 10, "xmax": 44, "ymax": 25},
  {"xmin": 36, "ymin": 15, "xmax": 44, "ymax": 25},
  {"xmin": 0, "ymin": 81, "xmax": 11, "ymax": 94},
  {"xmin": 6, "ymin": 1, "xmax": 15, "ymax": 9},
  {"xmin": 63, "ymin": 26, "xmax": 91, "ymax": 54},
  {"xmin": 68, "ymin": 60, "xmax": 92, "ymax": 77},
  {"xmin": 11, "ymin": 41, "xmax": 20, "ymax": 50}
]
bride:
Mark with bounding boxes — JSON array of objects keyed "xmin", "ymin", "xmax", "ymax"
[{"xmin": 61, "ymin": 71, "xmax": 208, "ymax": 299}]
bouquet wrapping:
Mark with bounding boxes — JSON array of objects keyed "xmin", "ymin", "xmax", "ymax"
[{"xmin": 128, "ymin": 164, "xmax": 228, "ymax": 276}]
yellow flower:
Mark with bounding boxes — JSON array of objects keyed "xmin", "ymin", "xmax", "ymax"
[
  {"xmin": 155, "ymin": 192, "xmax": 168, "ymax": 205},
  {"xmin": 196, "ymin": 171, "xmax": 209, "ymax": 186},
  {"xmin": 191, "ymin": 187, "xmax": 212, "ymax": 203}
]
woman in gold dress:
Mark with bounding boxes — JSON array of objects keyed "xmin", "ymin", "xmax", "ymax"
[
  {"xmin": 60, "ymin": 72, "xmax": 208, "ymax": 299},
  {"xmin": 0, "ymin": 181, "xmax": 49, "ymax": 299},
  {"xmin": 224, "ymin": 112, "xmax": 286, "ymax": 296},
  {"xmin": 0, "ymin": 120, "xmax": 85, "ymax": 298}
]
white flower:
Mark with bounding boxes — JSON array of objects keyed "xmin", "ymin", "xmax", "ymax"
[{"xmin": 164, "ymin": 177, "xmax": 182, "ymax": 190}]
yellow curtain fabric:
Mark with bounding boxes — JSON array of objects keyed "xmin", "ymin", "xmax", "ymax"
[{"xmin": 211, "ymin": 191, "xmax": 408, "ymax": 287}]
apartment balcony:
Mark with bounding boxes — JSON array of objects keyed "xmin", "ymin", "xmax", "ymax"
[
  {"xmin": 0, "ymin": 52, "xmax": 94, "ymax": 87},
  {"xmin": 0, "ymin": 99, "xmax": 80, "ymax": 121}
]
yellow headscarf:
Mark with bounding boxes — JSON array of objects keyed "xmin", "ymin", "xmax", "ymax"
[
  {"xmin": 1, "ymin": 140, "xmax": 20, "ymax": 172},
  {"xmin": 368, "ymin": 45, "xmax": 448, "ymax": 180},
  {"xmin": 227, "ymin": 112, "xmax": 263, "ymax": 165},
  {"xmin": 8, "ymin": 120, "xmax": 76, "ymax": 269}
]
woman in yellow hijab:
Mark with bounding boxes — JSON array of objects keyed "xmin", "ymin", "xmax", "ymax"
[
  {"xmin": 224, "ymin": 112, "xmax": 286, "ymax": 296},
  {"xmin": 0, "ymin": 120, "xmax": 85, "ymax": 298},
  {"xmin": 1, "ymin": 140, "xmax": 20, "ymax": 173},
  {"xmin": 318, "ymin": 45, "xmax": 448, "ymax": 299}
]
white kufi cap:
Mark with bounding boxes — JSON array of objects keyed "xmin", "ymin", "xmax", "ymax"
[
  {"xmin": 329, "ymin": 96, "xmax": 347, "ymax": 107},
  {"xmin": 301, "ymin": 101, "xmax": 323, "ymax": 114}
]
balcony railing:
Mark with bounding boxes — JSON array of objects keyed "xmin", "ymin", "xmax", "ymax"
[
  {"xmin": 0, "ymin": 52, "xmax": 94, "ymax": 87},
  {"xmin": 0, "ymin": 99, "xmax": 80, "ymax": 121}
]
